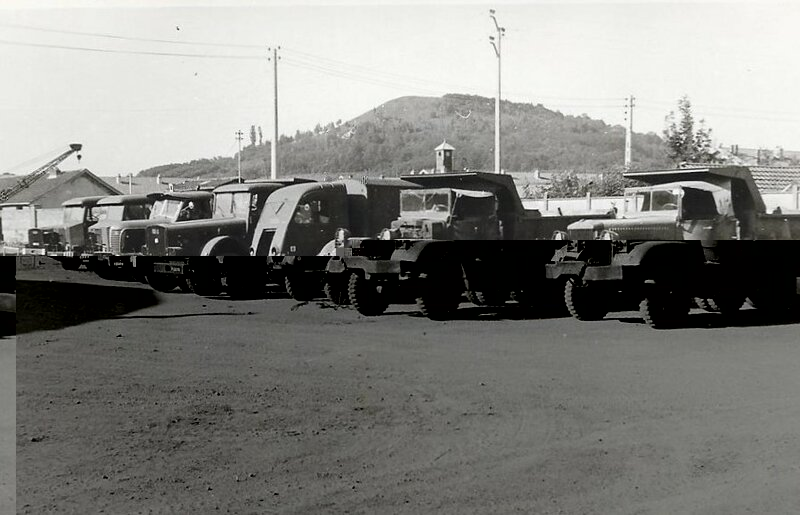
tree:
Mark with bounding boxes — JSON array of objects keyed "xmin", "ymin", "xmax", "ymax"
[
  {"xmin": 258, "ymin": 126, "xmax": 263, "ymax": 146},
  {"xmin": 663, "ymin": 95, "xmax": 719, "ymax": 164},
  {"xmin": 249, "ymin": 125, "xmax": 257, "ymax": 147}
]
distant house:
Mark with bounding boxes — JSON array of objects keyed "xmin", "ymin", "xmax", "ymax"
[{"xmin": 0, "ymin": 168, "xmax": 121, "ymax": 244}]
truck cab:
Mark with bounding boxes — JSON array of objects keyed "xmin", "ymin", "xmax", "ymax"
[
  {"xmin": 100, "ymin": 191, "xmax": 214, "ymax": 256},
  {"xmin": 252, "ymin": 178, "xmax": 414, "ymax": 257},
  {"xmin": 26, "ymin": 196, "xmax": 109, "ymax": 267},
  {"xmin": 565, "ymin": 181, "xmax": 733, "ymax": 242},
  {"xmin": 88, "ymin": 194, "xmax": 154, "ymax": 254},
  {"xmin": 387, "ymin": 187, "xmax": 500, "ymax": 240},
  {"xmin": 145, "ymin": 181, "xmax": 304, "ymax": 256}
]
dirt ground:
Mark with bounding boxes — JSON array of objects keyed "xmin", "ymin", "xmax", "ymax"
[
  {"xmin": 15, "ymin": 259, "xmax": 800, "ymax": 514},
  {"xmin": 0, "ymin": 335, "xmax": 14, "ymax": 515}
]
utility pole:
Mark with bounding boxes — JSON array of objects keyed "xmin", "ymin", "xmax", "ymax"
[
  {"xmin": 235, "ymin": 130, "xmax": 244, "ymax": 182},
  {"xmin": 268, "ymin": 46, "xmax": 280, "ymax": 180},
  {"xmin": 489, "ymin": 9, "xmax": 505, "ymax": 175},
  {"xmin": 624, "ymin": 94, "xmax": 635, "ymax": 171}
]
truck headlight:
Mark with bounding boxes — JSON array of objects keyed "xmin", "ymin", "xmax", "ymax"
[
  {"xmin": 552, "ymin": 231, "xmax": 568, "ymax": 240},
  {"xmin": 379, "ymin": 228, "xmax": 393, "ymax": 240},
  {"xmin": 599, "ymin": 230, "xmax": 619, "ymax": 240}
]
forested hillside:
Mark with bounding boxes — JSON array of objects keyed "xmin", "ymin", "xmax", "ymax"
[{"xmin": 138, "ymin": 94, "xmax": 670, "ymax": 179}]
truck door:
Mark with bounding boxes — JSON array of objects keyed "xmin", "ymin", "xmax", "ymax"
[{"xmin": 284, "ymin": 188, "xmax": 349, "ymax": 256}]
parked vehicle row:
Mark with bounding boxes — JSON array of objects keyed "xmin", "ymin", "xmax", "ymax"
[{"xmin": 29, "ymin": 165, "xmax": 800, "ymax": 329}]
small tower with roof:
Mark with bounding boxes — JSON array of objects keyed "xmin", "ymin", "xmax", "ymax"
[{"xmin": 434, "ymin": 140, "xmax": 455, "ymax": 173}]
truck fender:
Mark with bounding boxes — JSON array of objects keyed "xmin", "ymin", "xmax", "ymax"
[
  {"xmin": 200, "ymin": 236, "xmax": 247, "ymax": 257},
  {"xmin": 389, "ymin": 240, "xmax": 455, "ymax": 264},
  {"xmin": 621, "ymin": 241, "xmax": 705, "ymax": 283}
]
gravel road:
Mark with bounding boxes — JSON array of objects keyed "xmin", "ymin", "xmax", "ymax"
[{"xmin": 15, "ymin": 260, "xmax": 800, "ymax": 514}]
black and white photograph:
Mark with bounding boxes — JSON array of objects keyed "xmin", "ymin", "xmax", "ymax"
[{"xmin": 5, "ymin": 0, "xmax": 800, "ymax": 513}]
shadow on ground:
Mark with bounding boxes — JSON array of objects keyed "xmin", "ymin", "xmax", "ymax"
[
  {"xmin": 612, "ymin": 309, "xmax": 800, "ymax": 329},
  {"xmin": 16, "ymin": 280, "xmax": 160, "ymax": 334}
]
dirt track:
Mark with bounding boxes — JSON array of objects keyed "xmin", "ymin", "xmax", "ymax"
[{"xmin": 15, "ymin": 260, "xmax": 800, "ymax": 514}]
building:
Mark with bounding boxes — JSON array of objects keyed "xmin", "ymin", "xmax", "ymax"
[{"xmin": 0, "ymin": 168, "xmax": 121, "ymax": 244}]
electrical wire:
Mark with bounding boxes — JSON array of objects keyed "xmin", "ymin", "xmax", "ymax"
[
  {"xmin": 0, "ymin": 21, "xmax": 265, "ymax": 49},
  {"xmin": 0, "ymin": 38, "xmax": 263, "ymax": 60}
]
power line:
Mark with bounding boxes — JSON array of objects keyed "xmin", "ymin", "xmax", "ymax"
[
  {"xmin": 0, "ymin": 21, "xmax": 264, "ymax": 49},
  {"xmin": 0, "ymin": 37, "xmax": 263, "ymax": 59}
]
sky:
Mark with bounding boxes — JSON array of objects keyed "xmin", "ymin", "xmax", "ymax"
[{"xmin": 1, "ymin": 0, "xmax": 799, "ymax": 176}]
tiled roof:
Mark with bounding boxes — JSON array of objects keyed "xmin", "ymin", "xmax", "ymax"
[
  {"xmin": 1, "ymin": 169, "xmax": 121, "ymax": 204},
  {"xmin": 682, "ymin": 163, "xmax": 800, "ymax": 193},
  {"xmin": 749, "ymin": 166, "xmax": 800, "ymax": 192}
]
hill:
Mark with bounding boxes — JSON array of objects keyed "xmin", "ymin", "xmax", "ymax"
[{"xmin": 138, "ymin": 94, "xmax": 671, "ymax": 179}]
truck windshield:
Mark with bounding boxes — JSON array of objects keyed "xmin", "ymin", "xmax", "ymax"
[
  {"xmin": 400, "ymin": 191, "xmax": 451, "ymax": 214},
  {"xmin": 63, "ymin": 206, "xmax": 84, "ymax": 224},
  {"xmin": 150, "ymin": 199, "xmax": 183, "ymax": 220},
  {"xmin": 639, "ymin": 190, "xmax": 680, "ymax": 212},
  {"xmin": 214, "ymin": 192, "xmax": 252, "ymax": 219},
  {"xmin": 453, "ymin": 193, "xmax": 496, "ymax": 218},
  {"xmin": 104, "ymin": 204, "xmax": 151, "ymax": 221}
]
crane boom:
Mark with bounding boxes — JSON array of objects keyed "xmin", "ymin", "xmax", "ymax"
[{"xmin": 0, "ymin": 143, "xmax": 83, "ymax": 203}]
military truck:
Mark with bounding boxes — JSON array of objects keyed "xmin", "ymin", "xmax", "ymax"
[
  {"xmin": 546, "ymin": 166, "xmax": 800, "ymax": 328},
  {"xmin": 25, "ymin": 196, "xmax": 111, "ymax": 270},
  {"xmin": 324, "ymin": 171, "xmax": 615, "ymax": 319},
  {"xmin": 141, "ymin": 180, "xmax": 310, "ymax": 293},
  {"xmin": 89, "ymin": 191, "xmax": 213, "ymax": 280},
  {"xmin": 195, "ymin": 177, "xmax": 418, "ymax": 299}
]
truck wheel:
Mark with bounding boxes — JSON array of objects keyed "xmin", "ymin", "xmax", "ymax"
[
  {"xmin": 186, "ymin": 274, "xmax": 222, "ymax": 297},
  {"xmin": 284, "ymin": 274, "xmax": 319, "ymax": 301},
  {"xmin": 564, "ymin": 278, "xmax": 608, "ymax": 321},
  {"xmin": 747, "ymin": 279, "xmax": 799, "ymax": 319},
  {"xmin": 415, "ymin": 268, "xmax": 462, "ymax": 321},
  {"xmin": 60, "ymin": 258, "xmax": 82, "ymax": 271},
  {"xmin": 324, "ymin": 274, "xmax": 351, "ymax": 305},
  {"xmin": 640, "ymin": 286, "xmax": 689, "ymax": 329},
  {"xmin": 694, "ymin": 297, "xmax": 714, "ymax": 311},
  {"xmin": 470, "ymin": 290, "xmax": 509, "ymax": 307},
  {"xmin": 92, "ymin": 261, "xmax": 116, "ymax": 281},
  {"xmin": 178, "ymin": 278, "xmax": 194, "ymax": 293},
  {"xmin": 348, "ymin": 273, "xmax": 387, "ymax": 316},
  {"xmin": 146, "ymin": 273, "xmax": 179, "ymax": 293}
]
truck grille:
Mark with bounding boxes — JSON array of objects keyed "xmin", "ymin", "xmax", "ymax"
[{"xmin": 108, "ymin": 229, "xmax": 121, "ymax": 254}]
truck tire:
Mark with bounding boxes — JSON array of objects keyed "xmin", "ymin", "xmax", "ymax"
[
  {"xmin": 696, "ymin": 296, "xmax": 745, "ymax": 315},
  {"xmin": 186, "ymin": 273, "xmax": 222, "ymax": 297},
  {"xmin": 746, "ymin": 278, "xmax": 799, "ymax": 319},
  {"xmin": 348, "ymin": 273, "xmax": 388, "ymax": 316},
  {"xmin": 284, "ymin": 274, "xmax": 319, "ymax": 301},
  {"xmin": 178, "ymin": 278, "xmax": 194, "ymax": 293},
  {"xmin": 415, "ymin": 266, "xmax": 462, "ymax": 321},
  {"xmin": 60, "ymin": 258, "xmax": 82, "ymax": 271},
  {"xmin": 323, "ymin": 274, "xmax": 351, "ymax": 305},
  {"xmin": 564, "ymin": 278, "xmax": 608, "ymax": 321},
  {"xmin": 146, "ymin": 273, "xmax": 179, "ymax": 293},
  {"xmin": 470, "ymin": 290, "xmax": 509, "ymax": 307},
  {"xmin": 639, "ymin": 286, "xmax": 690, "ymax": 329}
]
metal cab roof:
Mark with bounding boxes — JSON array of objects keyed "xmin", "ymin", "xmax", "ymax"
[
  {"xmin": 624, "ymin": 166, "xmax": 765, "ymax": 213},
  {"xmin": 96, "ymin": 194, "xmax": 153, "ymax": 206},
  {"xmin": 146, "ymin": 190, "xmax": 213, "ymax": 202},
  {"xmin": 399, "ymin": 172, "xmax": 523, "ymax": 214},
  {"xmin": 61, "ymin": 195, "xmax": 110, "ymax": 207},
  {"xmin": 212, "ymin": 179, "xmax": 312, "ymax": 195}
]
